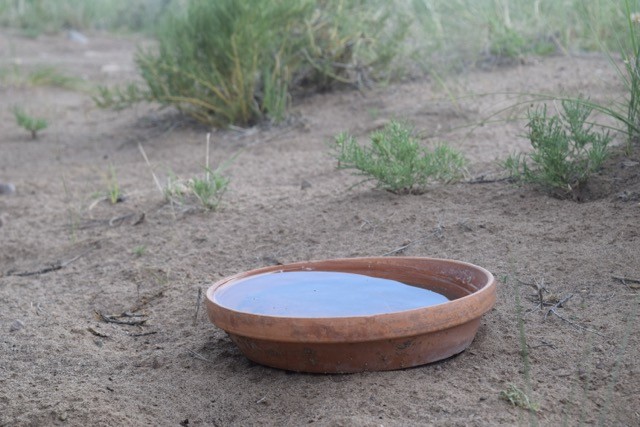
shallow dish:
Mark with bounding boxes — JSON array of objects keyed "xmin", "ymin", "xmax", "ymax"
[{"xmin": 206, "ymin": 257, "xmax": 496, "ymax": 373}]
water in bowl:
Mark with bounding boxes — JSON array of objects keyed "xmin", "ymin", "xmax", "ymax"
[{"xmin": 213, "ymin": 270, "xmax": 449, "ymax": 317}]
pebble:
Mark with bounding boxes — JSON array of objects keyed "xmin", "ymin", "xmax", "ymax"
[
  {"xmin": 0, "ymin": 182, "xmax": 15, "ymax": 195},
  {"xmin": 10, "ymin": 319, "xmax": 24, "ymax": 332},
  {"xmin": 67, "ymin": 29, "xmax": 88, "ymax": 44}
]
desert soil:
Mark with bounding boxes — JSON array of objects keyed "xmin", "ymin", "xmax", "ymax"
[{"xmin": 1, "ymin": 30, "xmax": 639, "ymax": 426}]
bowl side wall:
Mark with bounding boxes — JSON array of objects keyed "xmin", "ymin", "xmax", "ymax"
[{"xmin": 228, "ymin": 318, "xmax": 481, "ymax": 373}]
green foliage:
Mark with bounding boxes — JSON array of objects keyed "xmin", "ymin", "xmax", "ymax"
[
  {"xmin": 132, "ymin": 245, "xmax": 147, "ymax": 257},
  {"xmin": 138, "ymin": 137, "xmax": 234, "ymax": 211},
  {"xmin": 500, "ymin": 384, "xmax": 540, "ymax": 413},
  {"xmin": 504, "ymin": 101, "xmax": 611, "ymax": 198},
  {"xmin": 487, "ymin": 19, "xmax": 528, "ymax": 59},
  {"xmin": 96, "ymin": 0, "xmax": 408, "ymax": 127},
  {"xmin": 620, "ymin": 2, "xmax": 640, "ymax": 151},
  {"xmin": 12, "ymin": 106, "xmax": 47, "ymax": 139},
  {"xmin": 410, "ymin": 0, "xmax": 631, "ymax": 72},
  {"xmin": 0, "ymin": 0, "xmax": 168, "ymax": 35},
  {"xmin": 189, "ymin": 167, "xmax": 230, "ymax": 210},
  {"xmin": 1, "ymin": 65, "xmax": 82, "ymax": 90},
  {"xmin": 107, "ymin": 164, "xmax": 123, "ymax": 204},
  {"xmin": 558, "ymin": 1, "xmax": 640, "ymax": 156},
  {"xmin": 94, "ymin": 83, "xmax": 149, "ymax": 111},
  {"xmin": 333, "ymin": 121, "xmax": 466, "ymax": 194},
  {"xmin": 26, "ymin": 66, "xmax": 79, "ymax": 88}
]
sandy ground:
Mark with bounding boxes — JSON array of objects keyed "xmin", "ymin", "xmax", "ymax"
[{"xmin": 1, "ymin": 30, "xmax": 639, "ymax": 426}]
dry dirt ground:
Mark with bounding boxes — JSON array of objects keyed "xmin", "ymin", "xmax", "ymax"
[{"xmin": 1, "ymin": 30, "xmax": 639, "ymax": 426}]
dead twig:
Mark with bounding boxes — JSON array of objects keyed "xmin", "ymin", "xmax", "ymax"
[
  {"xmin": 544, "ymin": 294, "xmax": 574, "ymax": 320},
  {"xmin": 530, "ymin": 340, "xmax": 555, "ymax": 349},
  {"xmin": 383, "ymin": 241, "xmax": 414, "ymax": 256},
  {"xmin": 10, "ymin": 250, "xmax": 89, "ymax": 277},
  {"xmin": 612, "ymin": 275, "xmax": 640, "ymax": 290},
  {"xmin": 519, "ymin": 277, "xmax": 548, "ymax": 313},
  {"xmin": 193, "ymin": 287, "xmax": 203, "ymax": 327},
  {"xmin": 95, "ymin": 310, "xmax": 147, "ymax": 326},
  {"xmin": 87, "ymin": 327, "xmax": 109, "ymax": 338},
  {"xmin": 108, "ymin": 213, "xmax": 136, "ymax": 227},
  {"xmin": 119, "ymin": 312, "xmax": 147, "ymax": 318},
  {"xmin": 129, "ymin": 288, "xmax": 166, "ymax": 313},
  {"xmin": 612, "ymin": 275, "xmax": 640, "ymax": 284},
  {"xmin": 188, "ymin": 350, "xmax": 213, "ymax": 363},
  {"xmin": 138, "ymin": 143, "xmax": 164, "ymax": 196},
  {"xmin": 465, "ymin": 175, "xmax": 511, "ymax": 184},
  {"xmin": 382, "ymin": 224, "xmax": 444, "ymax": 256},
  {"xmin": 129, "ymin": 331, "xmax": 158, "ymax": 337},
  {"xmin": 546, "ymin": 308, "xmax": 605, "ymax": 337}
]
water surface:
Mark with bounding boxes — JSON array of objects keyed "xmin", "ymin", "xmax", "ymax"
[{"xmin": 214, "ymin": 271, "xmax": 449, "ymax": 317}]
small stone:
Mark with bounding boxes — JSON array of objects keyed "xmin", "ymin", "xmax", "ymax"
[
  {"xmin": 9, "ymin": 319, "xmax": 24, "ymax": 332},
  {"xmin": 301, "ymin": 179, "xmax": 312, "ymax": 190},
  {"xmin": 67, "ymin": 29, "xmax": 88, "ymax": 44},
  {"xmin": 0, "ymin": 183, "xmax": 15, "ymax": 195},
  {"xmin": 58, "ymin": 411, "xmax": 68, "ymax": 421}
]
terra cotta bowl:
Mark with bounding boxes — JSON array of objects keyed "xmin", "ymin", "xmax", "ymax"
[{"xmin": 206, "ymin": 257, "xmax": 496, "ymax": 373}]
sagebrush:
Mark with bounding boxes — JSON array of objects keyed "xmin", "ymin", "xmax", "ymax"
[
  {"xmin": 333, "ymin": 121, "xmax": 466, "ymax": 194},
  {"xmin": 503, "ymin": 100, "xmax": 611, "ymax": 199},
  {"xmin": 96, "ymin": 0, "xmax": 408, "ymax": 127}
]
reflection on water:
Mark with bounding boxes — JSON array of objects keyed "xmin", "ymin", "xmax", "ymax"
[{"xmin": 214, "ymin": 271, "xmax": 449, "ymax": 317}]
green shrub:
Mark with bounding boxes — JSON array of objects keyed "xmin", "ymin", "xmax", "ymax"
[
  {"xmin": 410, "ymin": 0, "xmax": 630, "ymax": 74},
  {"xmin": 333, "ymin": 121, "xmax": 467, "ymax": 194},
  {"xmin": 620, "ymin": 3, "xmax": 640, "ymax": 150},
  {"xmin": 503, "ymin": 100, "xmax": 611, "ymax": 198},
  {"xmin": 96, "ymin": 0, "xmax": 408, "ymax": 127}
]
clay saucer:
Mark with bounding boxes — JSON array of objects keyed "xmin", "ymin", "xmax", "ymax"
[{"xmin": 206, "ymin": 257, "xmax": 496, "ymax": 373}]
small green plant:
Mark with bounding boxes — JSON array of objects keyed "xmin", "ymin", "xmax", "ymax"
[
  {"xmin": 139, "ymin": 136, "xmax": 234, "ymax": 210},
  {"xmin": 107, "ymin": 164, "xmax": 123, "ymax": 204},
  {"xmin": 503, "ymin": 100, "xmax": 611, "ymax": 199},
  {"xmin": 333, "ymin": 121, "xmax": 466, "ymax": 194},
  {"xmin": 190, "ymin": 134, "xmax": 233, "ymax": 210},
  {"xmin": 12, "ymin": 107, "xmax": 47, "ymax": 139},
  {"xmin": 132, "ymin": 245, "xmax": 147, "ymax": 257},
  {"xmin": 500, "ymin": 384, "xmax": 540, "ymax": 413},
  {"xmin": 189, "ymin": 167, "xmax": 230, "ymax": 210},
  {"xmin": 163, "ymin": 170, "xmax": 189, "ymax": 201}
]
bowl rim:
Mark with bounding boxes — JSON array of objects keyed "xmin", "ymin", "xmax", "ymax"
[{"xmin": 206, "ymin": 256, "xmax": 496, "ymax": 343}]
